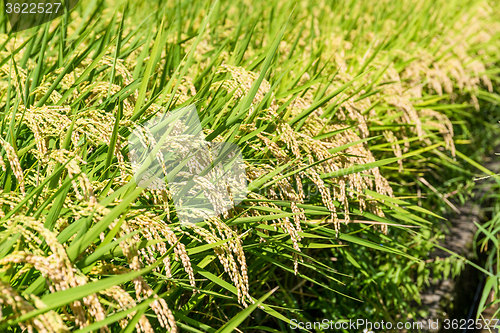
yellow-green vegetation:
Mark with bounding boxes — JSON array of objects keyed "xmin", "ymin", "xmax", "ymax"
[{"xmin": 0, "ymin": 0, "xmax": 500, "ymax": 331}]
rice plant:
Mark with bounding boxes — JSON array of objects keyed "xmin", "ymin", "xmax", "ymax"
[{"xmin": 0, "ymin": 0, "xmax": 499, "ymax": 332}]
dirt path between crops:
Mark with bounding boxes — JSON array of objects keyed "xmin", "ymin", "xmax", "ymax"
[{"xmin": 418, "ymin": 154, "xmax": 500, "ymax": 333}]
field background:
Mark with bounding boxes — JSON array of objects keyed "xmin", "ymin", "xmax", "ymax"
[{"xmin": 1, "ymin": 0, "xmax": 500, "ymax": 332}]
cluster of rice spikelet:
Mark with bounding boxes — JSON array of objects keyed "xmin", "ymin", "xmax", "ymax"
[{"xmin": 0, "ymin": 0, "xmax": 499, "ymax": 330}]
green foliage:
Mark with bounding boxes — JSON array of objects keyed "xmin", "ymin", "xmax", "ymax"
[{"xmin": 0, "ymin": 0, "xmax": 499, "ymax": 332}]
